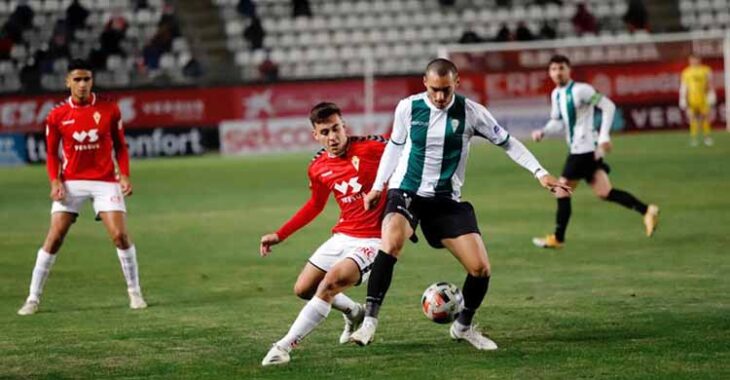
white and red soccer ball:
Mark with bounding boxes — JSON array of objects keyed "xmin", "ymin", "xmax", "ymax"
[{"xmin": 421, "ymin": 282, "xmax": 464, "ymax": 324}]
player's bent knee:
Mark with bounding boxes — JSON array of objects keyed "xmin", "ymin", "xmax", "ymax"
[
  {"xmin": 381, "ymin": 234, "xmax": 406, "ymax": 256},
  {"xmin": 110, "ymin": 231, "xmax": 130, "ymax": 248},
  {"xmin": 596, "ymin": 191, "xmax": 611, "ymax": 200},
  {"xmin": 318, "ymin": 275, "xmax": 350, "ymax": 299},
  {"xmin": 467, "ymin": 264, "xmax": 491, "ymax": 278},
  {"xmin": 293, "ymin": 283, "xmax": 315, "ymax": 300}
]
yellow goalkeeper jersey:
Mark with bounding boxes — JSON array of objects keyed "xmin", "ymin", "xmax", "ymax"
[{"xmin": 681, "ymin": 64, "xmax": 712, "ymax": 107}]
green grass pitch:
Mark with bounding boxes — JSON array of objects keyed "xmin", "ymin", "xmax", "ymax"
[{"xmin": 1, "ymin": 132, "xmax": 729, "ymax": 379}]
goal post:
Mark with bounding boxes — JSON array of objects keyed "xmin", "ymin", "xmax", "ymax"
[{"xmin": 438, "ymin": 30, "xmax": 730, "ymax": 136}]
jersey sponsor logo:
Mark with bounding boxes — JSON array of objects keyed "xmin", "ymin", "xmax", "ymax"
[
  {"xmin": 334, "ymin": 176, "xmax": 362, "ymax": 195},
  {"xmin": 72, "ymin": 128, "xmax": 101, "ymax": 151},
  {"xmin": 335, "ymin": 177, "xmax": 365, "ymax": 204},
  {"xmin": 72, "ymin": 129, "xmax": 99, "ymax": 143}
]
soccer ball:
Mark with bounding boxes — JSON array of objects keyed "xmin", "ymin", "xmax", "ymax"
[{"xmin": 421, "ymin": 282, "xmax": 464, "ymax": 324}]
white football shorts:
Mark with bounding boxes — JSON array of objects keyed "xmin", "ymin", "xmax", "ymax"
[
  {"xmin": 51, "ymin": 180, "xmax": 126, "ymax": 217},
  {"xmin": 308, "ymin": 233, "xmax": 380, "ymax": 285}
]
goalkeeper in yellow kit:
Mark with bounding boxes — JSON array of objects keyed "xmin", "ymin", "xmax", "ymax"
[{"xmin": 680, "ymin": 54, "xmax": 716, "ymax": 146}]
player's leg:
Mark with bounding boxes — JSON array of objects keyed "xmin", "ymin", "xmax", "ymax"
[
  {"xmin": 555, "ymin": 179, "xmax": 578, "ymax": 243},
  {"xmin": 98, "ymin": 211, "xmax": 146, "ymax": 309},
  {"xmin": 533, "ymin": 154, "xmax": 581, "ymax": 248},
  {"xmin": 263, "ymin": 238, "xmax": 376, "ymax": 365},
  {"xmin": 350, "ymin": 212, "xmax": 413, "ymax": 346},
  {"xmin": 591, "ymin": 170, "xmax": 659, "ymax": 236},
  {"xmin": 18, "ymin": 212, "xmax": 76, "ymax": 315},
  {"xmin": 293, "ymin": 263, "xmax": 326, "ymax": 300},
  {"xmin": 442, "ymin": 233, "xmax": 498, "ymax": 350},
  {"xmin": 699, "ymin": 108, "xmax": 713, "ymax": 146},
  {"xmin": 298, "ymin": 235, "xmax": 360, "ymax": 315},
  {"xmin": 263, "ymin": 260, "xmax": 363, "ymax": 365},
  {"xmin": 687, "ymin": 108, "xmax": 699, "ymax": 146}
]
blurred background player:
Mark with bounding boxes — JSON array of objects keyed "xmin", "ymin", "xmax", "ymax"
[
  {"xmin": 532, "ymin": 55, "xmax": 660, "ymax": 249},
  {"xmin": 17, "ymin": 59, "xmax": 146, "ymax": 316},
  {"xmin": 349, "ymin": 59, "xmax": 569, "ymax": 350},
  {"xmin": 680, "ymin": 53, "xmax": 716, "ymax": 147},
  {"xmin": 259, "ymin": 103, "xmax": 387, "ymax": 366}
]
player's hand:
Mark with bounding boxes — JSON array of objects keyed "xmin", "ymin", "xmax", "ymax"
[
  {"xmin": 364, "ymin": 189, "xmax": 382, "ymax": 211},
  {"xmin": 260, "ymin": 233, "xmax": 281, "ymax": 257},
  {"xmin": 531, "ymin": 129, "xmax": 544, "ymax": 142},
  {"xmin": 599, "ymin": 141, "xmax": 612, "ymax": 155},
  {"xmin": 119, "ymin": 175, "xmax": 133, "ymax": 197},
  {"xmin": 50, "ymin": 179, "xmax": 66, "ymax": 201},
  {"xmin": 539, "ymin": 174, "xmax": 572, "ymax": 195}
]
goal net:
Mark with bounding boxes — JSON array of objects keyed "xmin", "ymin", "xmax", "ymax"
[{"xmin": 438, "ymin": 30, "xmax": 730, "ymax": 137}]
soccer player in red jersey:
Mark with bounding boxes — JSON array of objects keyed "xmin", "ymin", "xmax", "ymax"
[
  {"xmin": 260, "ymin": 102, "xmax": 387, "ymax": 366},
  {"xmin": 17, "ymin": 59, "xmax": 146, "ymax": 316}
]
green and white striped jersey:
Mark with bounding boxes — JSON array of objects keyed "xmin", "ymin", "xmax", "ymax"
[
  {"xmin": 546, "ymin": 81, "xmax": 614, "ymax": 154},
  {"xmin": 384, "ymin": 92, "xmax": 510, "ymax": 199}
]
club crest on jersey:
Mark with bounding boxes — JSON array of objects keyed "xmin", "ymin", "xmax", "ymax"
[
  {"xmin": 351, "ymin": 156, "xmax": 360, "ymax": 171},
  {"xmin": 451, "ymin": 119, "xmax": 460, "ymax": 132},
  {"xmin": 93, "ymin": 111, "xmax": 101, "ymax": 125}
]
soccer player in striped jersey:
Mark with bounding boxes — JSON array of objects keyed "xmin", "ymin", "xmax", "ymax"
[
  {"xmin": 349, "ymin": 59, "xmax": 569, "ymax": 350},
  {"xmin": 680, "ymin": 53, "xmax": 716, "ymax": 147},
  {"xmin": 260, "ymin": 103, "xmax": 388, "ymax": 366},
  {"xmin": 531, "ymin": 54, "xmax": 659, "ymax": 249},
  {"xmin": 17, "ymin": 59, "xmax": 146, "ymax": 316}
]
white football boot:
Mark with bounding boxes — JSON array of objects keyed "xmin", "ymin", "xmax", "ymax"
[
  {"xmin": 261, "ymin": 344, "xmax": 291, "ymax": 366},
  {"xmin": 349, "ymin": 316, "xmax": 377, "ymax": 346},
  {"xmin": 17, "ymin": 299, "xmax": 39, "ymax": 316},
  {"xmin": 129, "ymin": 291, "xmax": 148, "ymax": 309},
  {"xmin": 339, "ymin": 304, "xmax": 365, "ymax": 344},
  {"xmin": 450, "ymin": 322, "xmax": 498, "ymax": 351}
]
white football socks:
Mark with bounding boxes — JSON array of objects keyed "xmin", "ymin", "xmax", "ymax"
[
  {"xmin": 276, "ymin": 296, "xmax": 331, "ymax": 350},
  {"xmin": 331, "ymin": 293, "xmax": 357, "ymax": 315},
  {"xmin": 116, "ymin": 245, "xmax": 141, "ymax": 294},
  {"xmin": 27, "ymin": 249, "xmax": 57, "ymax": 302}
]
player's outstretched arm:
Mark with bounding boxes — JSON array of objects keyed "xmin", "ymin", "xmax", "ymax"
[{"xmin": 265, "ymin": 172, "xmax": 329, "ymax": 255}]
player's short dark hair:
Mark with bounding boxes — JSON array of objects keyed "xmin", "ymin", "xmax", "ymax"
[
  {"xmin": 67, "ymin": 59, "xmax": 93, "ymax": 73},
  {"xmin": 549, "ymin": 54, "xmax": 571, "ymax": 67},
  {"xmin": 309, "ymin": 102, "xmax": 342, "ymax": 126},
  {"xmin": 425, "ymin": 58, "xmax": 458, "ymax": 77}
]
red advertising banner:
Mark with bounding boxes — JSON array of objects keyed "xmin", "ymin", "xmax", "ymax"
[
  {"xmin": 0, "ymin": 77, "xmax": 422, "ymax": 133},
  {"xmin": 1, "ymin": 60, "xmax": 723, "ymax": 135}
]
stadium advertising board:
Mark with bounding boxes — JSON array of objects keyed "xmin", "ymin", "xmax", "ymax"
[
  {"xmin": 21, "ymin": 127, "xmax": 217, "ymax": 164},
  {"xmin": 220, "ymin": 113, "xmax": 392, "ymax": 155},
  {"xmin": 0, "ymin": 133, "xmax": 27, "ymax": 165},
  {"xmin": 0, "ymin": 77, "xmax": 417, "ymax": 134}
]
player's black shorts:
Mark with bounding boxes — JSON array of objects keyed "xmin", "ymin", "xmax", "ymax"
[
  {"xmin": 384, "ymin": 189, "xmax": 481, "ymax": 249},
  {"xmin": 561, "ymin": 152, "xmax": 611, "ymax": 182}
]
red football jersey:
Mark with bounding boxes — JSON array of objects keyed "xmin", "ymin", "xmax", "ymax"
[
  {"xmin": 45, "ymin": 93, "xmax": 129, "ymax": 182},
  {"xmin": 276, "ymin": 136, "xmax": 388, "ymax": 240}
]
